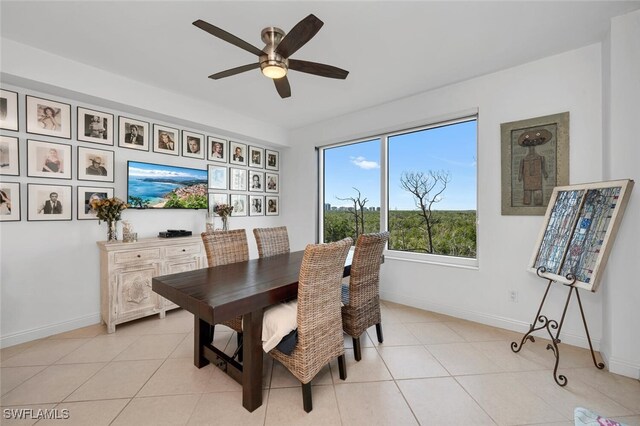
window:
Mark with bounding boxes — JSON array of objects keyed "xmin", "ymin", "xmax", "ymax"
[
  {"xmin": 319, "ymin": 115, "xmax": 477, "ymax": 266},
  {"xmin": 321, "ymin": 139, "xmax": 381, "ymax": 243}
]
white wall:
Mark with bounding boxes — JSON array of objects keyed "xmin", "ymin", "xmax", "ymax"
[
  {"xmin": 287, "ymin": 44, "xmax": 613, "ymax": 361},
  {"xmin": 601, "ymin": 10, "xmax": 640, "ymax": 379},
  {"xmin": 0, "ymin": 44, "xmax": 289, "ymax": 347}
]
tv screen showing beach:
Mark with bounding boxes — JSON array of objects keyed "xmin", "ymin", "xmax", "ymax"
[{"xmin": 127, "ymin": 161, "xmax": 208, "ymax": 209}]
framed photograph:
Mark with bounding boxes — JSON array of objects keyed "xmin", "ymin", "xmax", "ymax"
[
  {"xmin": 0, "ymin": 182, "xmax": 21, "ymax": 222},
  {"xmin": 77, "ymin": 107, "xmax": 114, "ymax": 145},
  {"xmin": 249, "ymin": 171, "xmax": 264, "ymax": 192},
  {"xmin": 501, "ymin": 112, "xmax": 570, "ymax": 215},
  {"xmin": 208, "ymin": 193, "xmax": 228, "ymax": 216},
  {"xmin": 249, "ymin": 195, "xmax": 264, "ymax": 216},
  {"xmin": 27, "ymin": 183, "xmax": 72, "ymax": 221},
  {"xmin": 249, "ymin": 146, "xmax": 264, "ymax": 168},
  {"xmin": 78, "ymin": 186, "xmax": 113, "ymax": 220},
  {"xmin": 208, "ymin": 136, "xmax": 227, "ymax": 163},
  {"xmin": 27, "ymin": 139, "xmax": 72, "ymax": 180},
  {"xmin": 153, "ymin": 124, "xmax": 179, "ymax": 156},
  {"xmin": 118, "ymin": 116, "xmax": 149, "ymax": 151},
  {"xmin": 230, "ymin": 194, "xmax": 247, "ymax": 217},
  {"xmin": 528, "ymin": 179, "xmax": 634, "ymax": 293},
  {"xmin": 229, "ymin": 141, "xmax": 247, "ymax": 166},
  {"xmin": 229, "ymin": 168, "xmax": 247, "ymax": 191},
  {"xmin": 182, "ymin": 131, "xmax": 205, "ymax": 159},
  {"xmin": 26, "ymin": 95, "xmax": 71, "ymax": 139},
  {"xmin": 266, "ymin": 196, "xmax": 279, "ymax": 216},
  {"xmin": 0, "ymin": 89, "xmax": 19, "ymax": 131},
  {"xmin": 208, "ymin": 164, "xmax": 227, "ymax": 190},
  {"xmin": 265, "ymin": 172, "xmax": 279, "ymax": 193},
  {"xmin": 265, "ymin": 149, "xmax": 279, "ymax": 171},
  {"xmin": 0, "ymin": 136, "xmax": 20, "ymax": 176},
  {"xmin": 77, "ymin": 146, "xmax": 114, "ymax": 182}
]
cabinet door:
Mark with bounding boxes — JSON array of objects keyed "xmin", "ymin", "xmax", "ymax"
[
  {"xmin": 115, "ymin": 263, "xmax": 161, "ymax": 320},
  {"xmin": 163, "ymin": 257, "xmax": 202, "ymax": 310}
]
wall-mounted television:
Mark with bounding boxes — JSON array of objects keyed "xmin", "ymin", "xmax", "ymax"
[{"xmin": 127, "ymin": 161, "xmax": 208, "ymax": 209}]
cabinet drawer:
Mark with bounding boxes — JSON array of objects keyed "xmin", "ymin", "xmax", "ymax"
[
  {"xmin": 114, "ymin": 248, "xmax": 161, "ymax": 264},
  {"xmin": 165, "ymin": 244, "xmax": 201, "ymax": 258}
]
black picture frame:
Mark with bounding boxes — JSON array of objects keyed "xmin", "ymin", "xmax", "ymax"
[
  {"xmin": 25, "ymin": 95, "xmax": 72, "ymax": 139},
  {"xmin": 182, "ymin": 130, "xmax": 205, "ymax": 159},
  {"xmin": 78, "ymin": 186, "xmax": 114, "ymax": 220},
  {"xmin": 266, "ymin": 196, "xmax": 279, "ymax": 216},
  {"xmin": 27, "ymin": 139, "xmax": 72, "ymax": 180},
  {"xmin": 229, "ymin": 167, "xmax": 247, "ymax": 191},
  {"xmin": 265, "ymin": 149, "xmax": 279, "ymax": 171},
  {"xmin": 153, "ymin": 124, "xmax": 180, "ymax": 156},
  {"xmin": 0, "ymin": 136, "xmax": 20, "ymax": 176},
  {"xmin": 249, "ymin": 146, "xmax": 264, "ymax": 169},
  {"xmin": 77, "ymin": 146, "xmax": 115, "ymax": 182},
  {"xmin": 230, "ymin": 141, "xmax": 248, "ymax": 166},
  {"xmin": 118, "ymin": 116, "xmax": 149, "ymax": 151},
  {"xmin": 0, "ymin": 182, "xmax": 21, "ymax": 222},
  {"xmin": 27, "ymin": 183, "xmax": 72, "ymax": 221},
  {"xmin": 208, "ymin": 136, "xmax": 227, "ymax": 163},
  {"xmin": 249, "ymin": 171, "xmax": 264, "ymax": 192},
  {"xmin": 249, "ymin": 195, "xmax": 264, "ymax": 216},
  {"xmin": 230, "ymin": 194, "xmax": 247, "ymax": 217},
  {"xmin": 0, "ymin": 89, "xmax": 19, "ymax": 132},
  {"xmin": 77, "ymin": 106, "xmax": 114, "ymax": 145}
]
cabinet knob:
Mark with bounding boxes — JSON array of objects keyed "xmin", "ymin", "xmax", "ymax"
[
  {"xmin": 137, "ymin": 254, "xmax": 141, "ymax": 258},
  {"xmin": 182, "ymin": 249, "xmax": 186, "ymax": 252}
]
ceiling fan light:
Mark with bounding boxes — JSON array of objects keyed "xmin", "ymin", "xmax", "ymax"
[{"xmin": 262, "ymin": 64, "xmax": 287, "ymax": 79}]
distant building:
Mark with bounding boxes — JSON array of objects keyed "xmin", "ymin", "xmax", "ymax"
[{"xmin": 324, "ymin": 203, "xmax": 331, "ymax": 211}]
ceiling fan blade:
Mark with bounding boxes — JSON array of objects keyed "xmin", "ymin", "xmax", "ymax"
[
  {"xmin": 273, "ymin": 76, "xmax": 291, "ymax": 98},
  {"xmin": 275, "ymin": 14, "xmax": 323, "ymax": 58},
  {"xmin": 208, "ymin": 63, "xmax": 260, "ymax": 80},
  {"xmin": 288, "ymin": 59, "xmax": 349, "ymax": 79},
  {"xmin": 193, "ymin": 19, "xmax": 264, "ymax": 57}
]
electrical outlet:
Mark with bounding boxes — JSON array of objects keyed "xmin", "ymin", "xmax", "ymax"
[{"xmin": 509, "ymin": 290, "xmax": 518, "ymax": 303}]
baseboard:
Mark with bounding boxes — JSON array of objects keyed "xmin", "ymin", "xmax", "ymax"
[
  {"xmin": 380, "ymin": 290, "xmax": 601, "ymax": 351},
  {"xmin": 599, "ymin": 351, "xmax": 640, "ymax": 380},
  {"xmin": 0, "ymin": 313, "xmax": 101, "ymax": 349}
]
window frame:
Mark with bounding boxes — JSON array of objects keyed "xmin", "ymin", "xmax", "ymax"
[{"xmin": 318, "ymin": 111, "xmax": 479, "ymax": 269}]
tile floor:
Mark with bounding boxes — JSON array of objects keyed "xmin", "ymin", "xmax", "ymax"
[{"xmin": 1, "ymin": 300, "xmax": 639, "ymax": 425}]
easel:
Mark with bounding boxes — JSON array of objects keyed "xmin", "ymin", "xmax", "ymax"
[{"xmin": 511, "ymin": 266, "xmax": 604, "ymax": 386}]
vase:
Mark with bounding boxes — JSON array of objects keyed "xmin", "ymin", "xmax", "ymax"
[
  {"xmin": 107, "ymin": 220, "xmax": 118, "ymax": 242},
  {"xmin": 221, "ymin": 216, "xmax": 229, "ymax": 231}
]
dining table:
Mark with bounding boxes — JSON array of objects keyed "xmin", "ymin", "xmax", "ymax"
[{"xmin": 151, "ymin": 249, "xmax": 353, "ymax": 412}]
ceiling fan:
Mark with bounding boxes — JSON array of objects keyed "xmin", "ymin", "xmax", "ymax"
[{"xmin": 193, "ymin": 14, "xmax": 349, "ymax": 99}]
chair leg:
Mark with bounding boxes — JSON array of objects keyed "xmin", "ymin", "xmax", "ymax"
[
  {"xmin": 376, "ymin": 323, "xmax": 384, "ymax": 343},
  {"xmin": 352, "ymin": 336, "xmax": 362, "ymax": 361},
  {"xmin": 338, "ymin": 354, "xmax": 347, "ymax": 380},
  {"xmin": 236, "ymin": 333, "xmax": 243, "ymax": 363},
  {"xmin": 302, "ymin": 382, "xmax": 312, "ymax": 413}
]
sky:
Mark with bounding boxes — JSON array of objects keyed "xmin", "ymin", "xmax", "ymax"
[{"xmin": 323, "ymin": 120, "xmax": 477, "ymax": 211}]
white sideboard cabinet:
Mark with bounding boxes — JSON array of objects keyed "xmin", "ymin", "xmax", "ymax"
[{"xmin": 97, "ymin": 236, "xmax": 205, "ymax": 333}]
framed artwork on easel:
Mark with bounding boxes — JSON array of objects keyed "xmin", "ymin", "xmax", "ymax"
[{"xmin": 528, "ymin": 179, "xmax": 634, "ymax": 292}]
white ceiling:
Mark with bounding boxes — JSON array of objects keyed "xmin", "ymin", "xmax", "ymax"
[{"xmin": 1, "ymin": 1, "xmax": 639, "ymax": 131}]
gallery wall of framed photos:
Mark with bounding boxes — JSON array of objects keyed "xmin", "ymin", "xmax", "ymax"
[{"xmin": 0, "ymin": 85, "xmax": 282, "ymax": 223}]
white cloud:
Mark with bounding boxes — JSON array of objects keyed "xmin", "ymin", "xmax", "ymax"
[{"xmin": 350, "ymin": 156, "xmax": 379, "ymax": 170}]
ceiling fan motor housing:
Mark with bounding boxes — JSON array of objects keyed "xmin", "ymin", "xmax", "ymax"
[{"xmin": 260, "ymin": 27, "xmax": 289, "ymax": 74}]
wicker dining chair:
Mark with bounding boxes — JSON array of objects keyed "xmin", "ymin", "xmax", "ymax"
[
  {"xmin": 201, "ymin": 229, "xmax": 249, "ymax": 360},
  {"xmin": 268, "ymin": 237, "xmax": 353, "ymax": 413},
  {"xmin": 253, "ymin": 226, "xmax": 290, "ymax": 258},
  {"xmin": 341, "ymin": 232, "xmax": 389, "ymax": 361}
]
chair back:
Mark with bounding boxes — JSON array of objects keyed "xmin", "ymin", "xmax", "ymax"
[
  {"xmin": 348, "ymin": 232, "xmax": 389, "ymax": 308},
  {"xmin": 201, "ymin": 229, "xmax": 249, "ymax": 267},
  {"xmin": 253, "ymin": 226, "xmax": 290, "ymax": 258},
  {"xmin": 295, "ymin": 237, "xmax": 352, "ymax": 380}
]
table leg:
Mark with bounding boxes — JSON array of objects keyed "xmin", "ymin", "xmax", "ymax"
[
  {"xmin": 242, "ymin": 309, "xmax": 263, "ymax": 412},
  {"xmin": 194, "ymin": 316, "xmax": 211, "ymax": 368}
]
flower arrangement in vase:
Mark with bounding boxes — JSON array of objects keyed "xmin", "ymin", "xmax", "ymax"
[
  {"xmin": 90, "ymin": 197, "xmax": 128, "ymax": 241},
  {"xmin": 213, "ymin": 203, "xmax": 233, "ymax": 231}
]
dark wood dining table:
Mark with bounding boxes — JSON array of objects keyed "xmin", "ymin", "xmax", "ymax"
[{"xmin": 152, "ymin": 249, "xmax": 353, "ymax": 412}]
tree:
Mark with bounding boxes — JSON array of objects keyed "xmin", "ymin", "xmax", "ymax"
[
  {"xmin": 400, "ymin": 170, "xmax": 450, "ymax": 253},
  {"xmin": 336, "ymin": 187, "xmax": 368, "ymax": 241}
]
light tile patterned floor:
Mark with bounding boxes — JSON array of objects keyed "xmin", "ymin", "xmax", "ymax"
[{"xmin": 1, "ymin": 301, "xmax": 639, "ymax": 425}]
